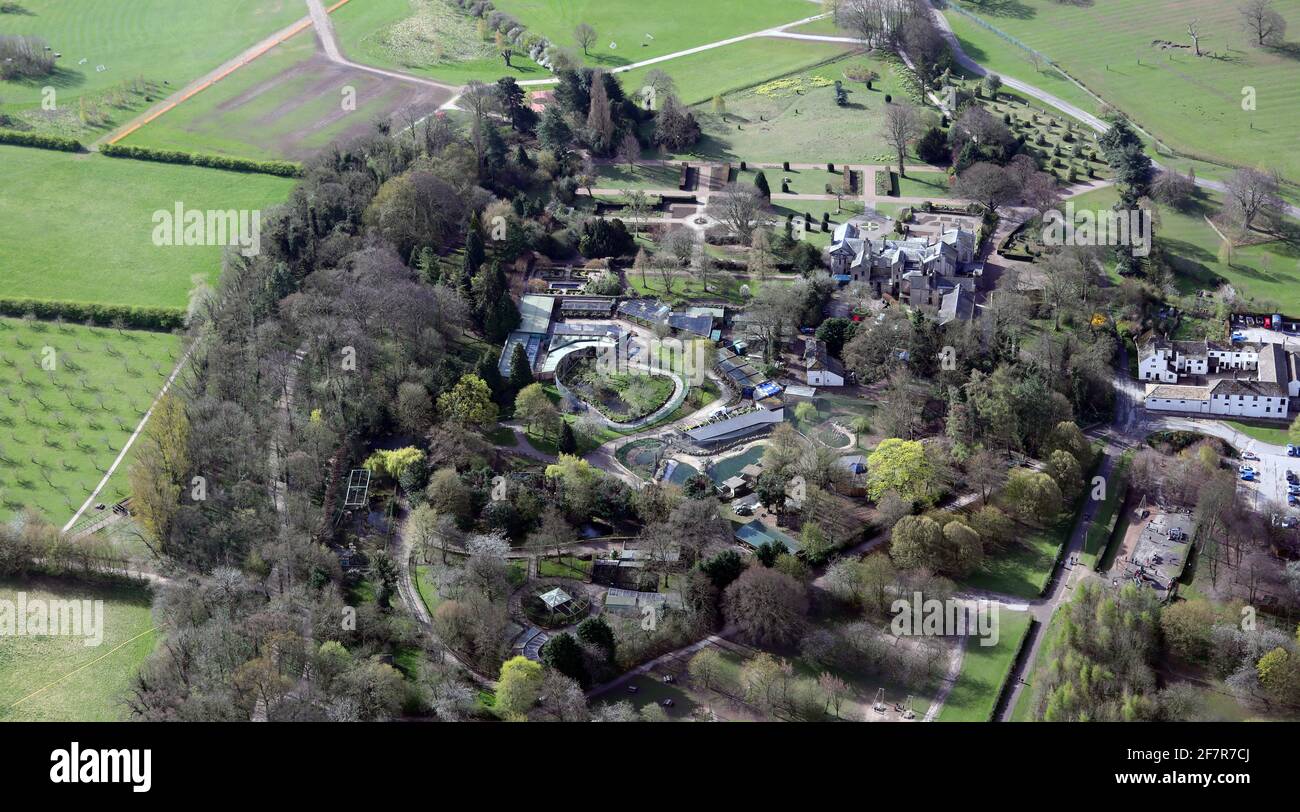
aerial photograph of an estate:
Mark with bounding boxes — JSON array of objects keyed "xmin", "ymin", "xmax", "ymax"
[{"xmin": 3, "ymin": 0, "xmax": 1300, "ymax": 764}]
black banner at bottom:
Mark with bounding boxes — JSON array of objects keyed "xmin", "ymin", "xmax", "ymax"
[{"xmin": 0, "ymin": 722, "xmax": 1283, "ymax": 799}]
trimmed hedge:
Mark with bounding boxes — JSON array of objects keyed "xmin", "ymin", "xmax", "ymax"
[
  {"xmin": 100, "ymin": 142, "xmax": 301, "ymax": 177},
  {"xmin": 0, "ymin": 298, "xmax": 185, "ymax": 331},
  {"xmin": 0, "ymin": 128, "xmax": 83, "ymax": 152}
]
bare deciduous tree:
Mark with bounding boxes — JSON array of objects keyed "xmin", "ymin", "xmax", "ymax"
[
  {"xmin": 880, "ymin": 102, "xmax": 923, "ymax": 177},
  {"xmin": 1240, "ymin": 0, "xmax": 1286, "ymax": 47},
  {"xmin": 574, "ymin": 22, "xmax": 597, "ymax": 55},
  {"xmin": 1224, "ymin": 166, "xmax": 1282, "ymax": 231}
]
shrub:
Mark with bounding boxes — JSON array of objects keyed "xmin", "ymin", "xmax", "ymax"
[
  {"xmin": 100, "ymin": 143, "xmax": 301, "ymax": 177},
  {"xmin": 0, "ymin": 297, "xmax": 183, "ymax": 331},
  {"xmin": 0, "ymin": 129, "xmax": 82, "ymax": 152}
]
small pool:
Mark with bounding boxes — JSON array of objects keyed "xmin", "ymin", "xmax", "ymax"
[{"xmin": 666, "ymin": 460, "xmax": 701, "ymax": 485}]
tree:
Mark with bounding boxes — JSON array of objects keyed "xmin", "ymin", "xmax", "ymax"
[
  {"xmin": 1160, "ymin": 599, "xmax": 1218, "ymax": 662},
  {"xmin": 1186, "ymin": 18, "xmax": 1203, "ymax": 56},
  {"xmin": 558, "ymin": 421, "xmax": 577, "ymax": 454},
  {"xmin": 643, "ymin": 69, "xmax": 676, "ymax": 103},
  {"xmin": 574, "ymin": 22, "xmax": 597, "ymax": 55},
  {"xmin": 576, "ymin": 615, "xmax": 616, "ymax": 661},
  {"xmin": 819, "ymin": 672, "xmax": 849, "ymax": 719},
  {"xmin": 701, "ymin": 549, "xmax": 746, "ymax": 589},
  {"xmin": 954, "ymin": 162, "xmax": 1020, "ymax": 213},
  {"xmin": 1151, "ymin": 168, "xmax": 1196, "ymax": 210},
  {"xmin": 528, "ymin": 505, "xmax": 573, "ymax": 561},
  {"xmin": 1002, "ymin": 468, "xmax": 1063, "ymax": 523},
  {"xmin": 704, "ymin": 182, "xmax": 767, "ymax": 241},
  {"xmin": 438, "ymin": 374, "xmax": 498, "ymax": 429},
  {"xmin": 509, "ymin": 342, "xmax": 534, "ymax": 391},
  {"xmin": 866, "ymin": 438, "xmax": 935, "ymax": 503},
  {"xmin": 1240, "ymin": 0, "xmax": 1286, "ymax": 47},
  {"xmin": 688, "ymin": 648, "xmax": 727, "ymax": 692},
  {"xmin": 1224, "ymin": 167, "xmax": 1282, "ymax": 231},
  {"xmin": 881, "ymin": 102, "xmax": 923, "ymax": 177},
  {"xmin": 1046, "ymin": 449, "xmax": 1084, "ymax": 501},
  {"xmin": 748, "ymin": 227, "xmax": 775, "ymax": 281},
  {"xmin": 723, "ymin": 567, "xmax": 808, "ymax": 647},
  {"xmin": 496, "ymin": 656, "xmax": 544, "ymax": 718},
  {"xmin": 942, "ymin": 520, "xmax": 983, "ymax": 577},
  {"xmin": 396, "ymin": 381, "xmax": 434, "ymax": 435},
  {"xmin": 889, "ymin": 514, "xmax": 944, "ymax": 571},
  {"xmin": 586, "ymin": 70, "xmax": 615, "ymax": 155},
  {"xmin": 540, "ymin": 632, "xmax": 589, "ymax": 687},
  {"xmin": 617, "ymin": 131, "xmax": 641, "ymax": 171},
  {"xmin": 753, "ymin": 170, "xmax": 771, "ymax": 202},
  {"xmin": 515, "ymin": 382, "xmax": 558, "ymax": 437},
  {"xmin": 538, "ymin": 104, "xmax": 573, "ymax": 150},
  {"xmin": 968, "ymin": 449, "xmax": 1007, "ymax": 505},
  {"xmin": 128, "ymin": 392, "xmax": 189, "ymax": 551},
  {"xmin": 653, "ymin": 94, "xmax": 702, "ymax": 151}
]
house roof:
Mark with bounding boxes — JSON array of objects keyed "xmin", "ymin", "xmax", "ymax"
[
  {"xmin": 1145, "ymin": 384, "xmax": 1209, "ymax": 401},
  {"xmin": 938, "ymin": 287, "xmax": 976, "ymax": 325},
  {"xmin": 685, "ymin": 407, "xmax": 784, "ymax": 443}
]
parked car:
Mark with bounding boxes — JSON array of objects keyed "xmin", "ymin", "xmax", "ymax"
[
  {"xmin": 1289, "ymin": 494, "xmax": 1298, "ymax": 506},
  {"xmin": 1288, "ymin": 444, "xmax": 1299, "ymax": 457},
  {"xmin": 1231, "ymin": 332, "xmax": 1245, "ymax": 342},
  {"xmin": 1241, "ymin": 471, "xmax": 1257, "ymax": 482},
  {"xmin": 1242, "ymin": 451, "xmax": 1260, "ymax": 461},
  {"xmin": 1287, "ymin": 470, "xmax": 1298, "ymax": 484}
]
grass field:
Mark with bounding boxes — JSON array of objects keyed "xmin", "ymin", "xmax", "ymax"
[
  {"xmin": 0, "ymin": 0, "xmax": 305, "ymax": 134},
  {"xmin": 623, "ymin": 37, "xmax": 857, "ymax": 110},
  {"xmin": 657, "ymin": 54, "xmax": 913, "ymax": 166},
  {"xmin": 961, "ymin": 517, "xmax": 1069, "ymax": 599},
  {"xmin": 331, "ymin": 0, "xmax": 548, "ymax": 85},
  {"xmin": 120, "ymin": 26, "xmax": 447, "ymax": 161},
  {"xmin": 1224, "ymin": 420, "xmax": 1295, "ymax": 446},
  {"xmin": 0, "ymin": 145, "xmax": 293, "ymax": 309},
  {"xmin": 1069, "ymin": 185, "xmax": 1300, "ymax": 313},
  {"xmin": 897, "ymin": 170, "xmax": 956, "ymax": 199},
  {"xmin": 937, "ymin": 609, "xmax": 1031, "ymax": 722},
  {"xmin": 0, "ymin": 317, "xmax": 181, "ymax": 523},
  {"xmin": 331, "ymin": 0, "xmax": 818, "ymax": 85},
  {"xmin": 943, "ymin": 0, "xmax": 1300, "ymax": 181},
  {"xmin": 0, "ymin": 578, "xmax": 157, "ymax": 721},
  {"xmin": 492, "ymin": 0, "xmax": 816, "ymax": 71}
]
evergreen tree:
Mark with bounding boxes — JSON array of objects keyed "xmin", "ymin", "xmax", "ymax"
[
  {"xmin": 509, "ymin": 342, "xmax": 534, "ymax": 391},
  {"xmin": 558, "ymin": 421, "xmax": 577, "ymax": 454},
  {"xmin": 754, "ymin": 170, "xmax": 771, "ymax": 202},
  {"xmin": 462, "ymin": 214, "xmax": 485, "ymax": 291}
]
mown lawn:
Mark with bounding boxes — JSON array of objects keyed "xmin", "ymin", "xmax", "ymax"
[
  {"xmin": 0, "ymin": 578, "xmax": 157, "ymax": 721},
  {"xmin": 937, "ymin": 609, "xmax": 1031, "ymax": 722},
  {"xmin": 1224, "ymin": 420, "xmax": 1294, "ymax": 446},
  {"xmin": 621, "ymin": 37, "xmax": 857, "ymax": 109},
  {"xmin": 655, "ymin": 53, "xmax": 908, "ymax": 166},
  {"xmin": 897, "ymin": 170, "xmax": 956, "ymax": 199},
  {"xmin": 0, "ymin": 146, "xmax": 293, "ymax": 309},
  {"xmin": 961, "ymin": 516, "xmax": 1070, "ymax": 599},
  {"xmin": 0, "ymin": 317, "xmax": 181, "ymax": 523}
]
